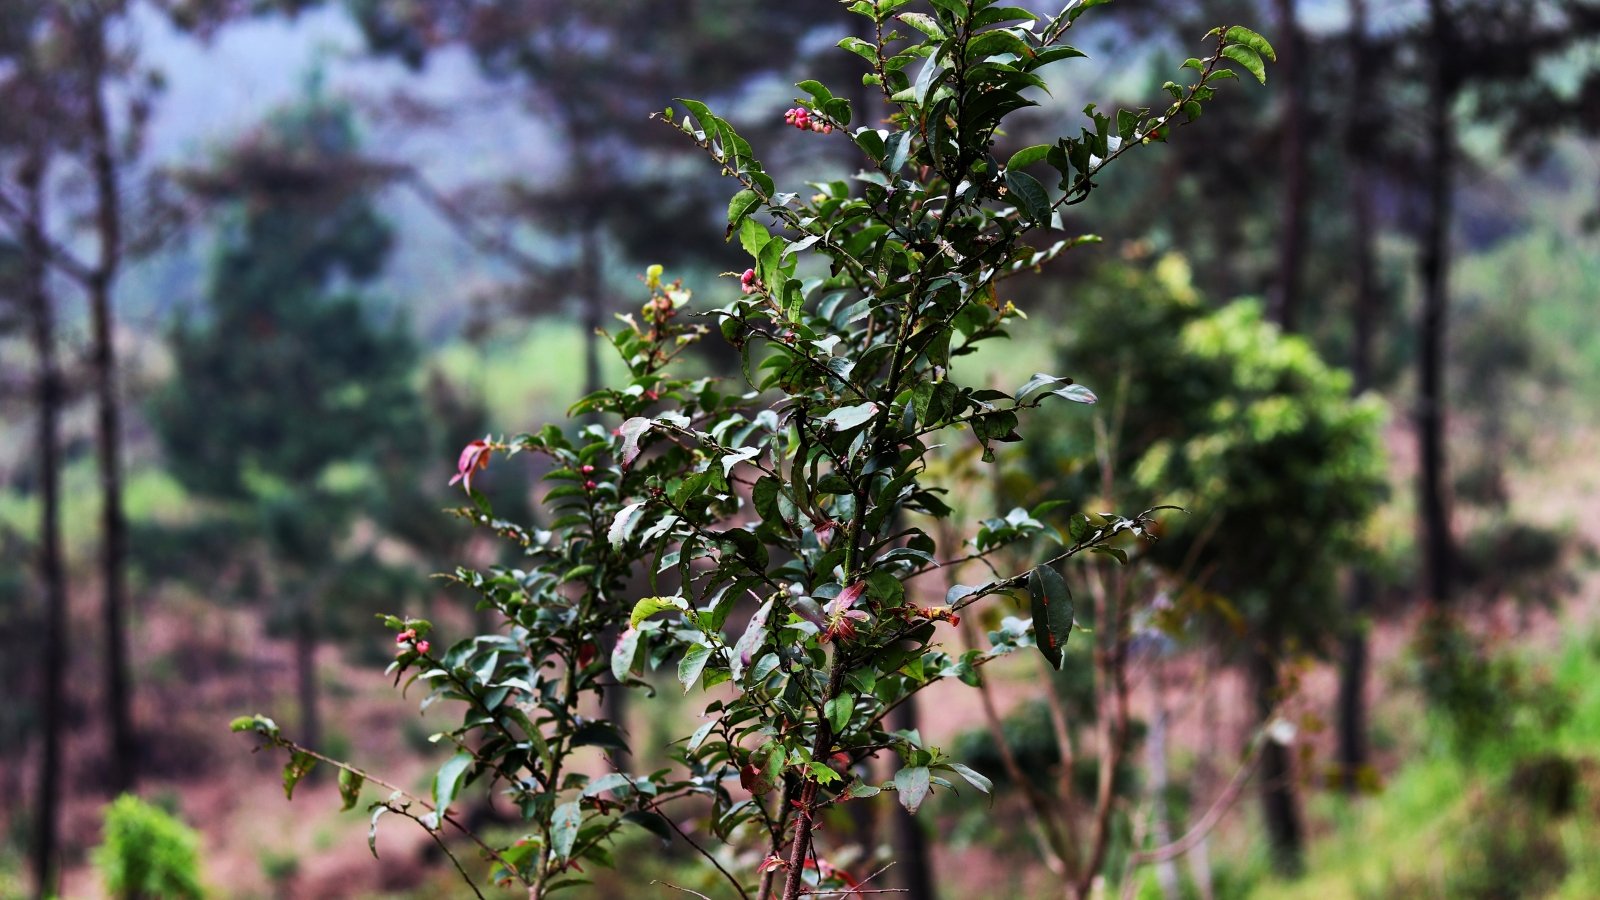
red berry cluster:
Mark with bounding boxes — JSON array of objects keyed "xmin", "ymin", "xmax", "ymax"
[
  {"xmin": 740, "ymin": 268, "xmax": 764, "ymax": 295},
  {"xmin": 784, "ymin": 107, "xmax": 832, "ymax": 134},
  {"xmin": 395, "ymin": 628, "xmax": 430, "ymax": 655}
]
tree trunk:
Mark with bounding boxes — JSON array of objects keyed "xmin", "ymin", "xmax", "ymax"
[
  {"xmin": 1146, "ymin": 664, "xmax": 1180, "ymax": 898},
  {"xmin": 83, "ymin": 11, "xmax": 136, "ymax": 794},
  {"xmin": 24, "ymin": 152, "xmax": 68, "ymax": 900},
  {"xmin": 1268, "ymin": 0, "xmax": 1309, "ymax": 332},
  {"xmin": 1336, "ymin": 0, "xmax": 1378, "ymax": 794},
  {"xmin": 890, "ymin": 697, "xmax": 937, "ymax": 900},
  {"xmin": 1417, "ymin": 0, "xmax": 1457, "ymax": 612},
  {"xmin": 1249, "ymin": 647, "xmax": 1303, "ymax": 876}
]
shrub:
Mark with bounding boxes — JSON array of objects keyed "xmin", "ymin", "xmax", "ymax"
[
  {"xmin": 236, "ymin": 3, "xmax": 1274, "ymax": 897},
  {"xmin": 92, "ymin": 794, "xmax": 205, "ymax": 900}
]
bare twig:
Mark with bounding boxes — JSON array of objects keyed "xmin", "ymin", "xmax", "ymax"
[
  {"xmin": 653, "ymin": 880, "xmax": 715, "ymax": 900},
  {"xmin": 644, "ymin": 800, "xmax": 751, "ymax": 900}
]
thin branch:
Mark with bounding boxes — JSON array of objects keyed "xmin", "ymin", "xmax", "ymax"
[
  {"xmin": 246, "ymin": 734, "xmax": 529, "ymax": 887},
  {"xmin": 387, "ymin": 803, "xmax": 488, "ymax": 900},
  {"xmin": 1127, "ymin": 734, "xmax": 1267, "ymax": 867},
  {"xmin": 653, "ymin": 881, "xmax": 715, "ymax": 900},
  {"xmin": 645, "ymin": 800, "xmax": 752, "ymax": 900}
]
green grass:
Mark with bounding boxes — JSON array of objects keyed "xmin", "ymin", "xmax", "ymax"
[{"xmin": 1247, "ymin": 628, "xmax": 1600, "ymax": 900}]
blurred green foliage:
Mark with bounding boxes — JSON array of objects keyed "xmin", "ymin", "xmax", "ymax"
[{"xmin": 92, "ymin": 795, "xmax": 205, "ymax": 900}]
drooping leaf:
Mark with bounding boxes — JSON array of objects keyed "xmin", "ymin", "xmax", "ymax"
[
  {"xmin": 945, "ymin": 762, "xmax": 993, "ymax": 794},
  {"xmin": 282, "ymin": 750, "xmax": 316, "ymax": 800},
  {"xmin": 1027, "ymin": 565, "xmax": 1074, "ymax": 669},
  {"xmin": 551, "ymin": 801, "xmax": 583, "ymax": 862},
  {"xmin": 825, "ymin": 693, "xmax": 855, "ymax": 735},
  {"xmin": 608, "ymin": 502, "xmax": 647, "ymax": 548},
  {"xmin": 1221, "ymin": 44, "xmax": 1266, "ymax": 85},
  {"xmin": 618, "ymin": 417, "xmax": 654, "ymax": 467},
  {"xmin": 894, "ymin": 765, "xmax": 932, "ymax": 813},
  {"xmin": 1005, "ymin": 170, "xmax": 1052, "ymax": 223},
  {"xmin": 432, "ymin": 751, "xmax": 474, "ymax": 820},
  {"xmin": 678, "ymin": 644, "xmax": 713, "ymax": 692},
  {"xmin": 1225, "ymin": 25, "xmax": 1277, "ymax": 62},
  {"xmin": 611, "ymin": 626, "xmax": 642, "ymax": 682},
  {"xmin": 338, "ymin": 768, "xmax": 365, "ymax": 811}
]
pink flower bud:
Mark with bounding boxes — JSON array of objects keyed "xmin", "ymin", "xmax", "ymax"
[
  {"xmin": 581, "ymin": 464, "xmax": 595, "ymax": 474},
  {"xmin": 740, "ymin": 268, "xmax": 756, "ymax": 285},
  {"xmin": 584, "ymin": 480, "xmax": 598, "ymax": 490},
  {"xmin": 416, "ymin": 640, "xmax": 430, "ymax": 654}
]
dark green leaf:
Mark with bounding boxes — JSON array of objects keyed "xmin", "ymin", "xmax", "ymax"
[{"xmin": 1027, "ymin": 565, "xmax": 1073, "ymax": 669}]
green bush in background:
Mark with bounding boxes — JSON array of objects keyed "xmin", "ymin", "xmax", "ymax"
[{"xmin": 92, "ymin": 795, "xmax": 205, "ymax": 900}]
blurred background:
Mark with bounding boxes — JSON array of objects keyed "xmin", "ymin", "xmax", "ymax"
[{"xmin": 3, "ymin": 0, "xmax": 1599, "ymax": 897}]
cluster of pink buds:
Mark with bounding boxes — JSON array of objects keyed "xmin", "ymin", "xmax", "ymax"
[
  {"xmin": 739, "ymin": 268, "xmax": 764, "ymax": 295},
  {"xmin": 783, "ymin": 107, "xmax": 832, "ymax": 134},
  {"xmin": 395, "ymin": 628, "xmax": 430, "ymax": 655}
]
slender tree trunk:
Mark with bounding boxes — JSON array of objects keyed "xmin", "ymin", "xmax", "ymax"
[
  {"xmin": 890, "ymin": 697, "xmax": 937, "ymax": 900},
  {"xmin": 1417, "ymin": 0, "xmax": 1457, "ymax": 612},
  {"xmin": 1337, "ymin": 0, "xmax": 1378, "ymax": 794},
  {"xmin": 1268, "ymin": 0, "xmax": 1309, "ymax": 332},
  {"xmin": 83, "ymin": 10, "xmax": 136, "ymax": 794},
  {"xmin": 1146, "ymin": 663, "xmax": 1180, "ymax": 898},
  {"xmin": 1249, "ymin": 646, "xmax": 1303, "ymax": 875},
  {"xmin": 24, "ymin": 152, "xmax": 68, "ymax": 900}
]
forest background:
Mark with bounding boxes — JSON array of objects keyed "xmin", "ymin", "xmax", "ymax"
[{"xmin": 4, "ymin": 0, "xmax": 1600, "ymax": 897}]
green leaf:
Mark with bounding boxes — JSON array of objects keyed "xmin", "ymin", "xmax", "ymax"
[
  {"xmin": 1225, "ymin": 25, "xmax": 1277, "ymax": 62},
  {"xmin": 897, "ymin": 12, "xmax": 947, "ymax": 40},
  {"xmin": 739, "ymin": 216, "xmax": 771, "ymax": 258},
  {"xmin": 612, "ymin": 626, "xmax": 642, "ymax": 682},
  {"xmin": 1050, "ymin": 383, "xmax": 1098, "ymax": 404},
  {"xmin": 631, "ymin": 595, "xmax": 689, "ymax": 629},
  {"xmin": 1221, "ymin": 44, "xmax": 1266, "ymax": 85},
  {"xmin": 945, "ymin": 762, "xmax": 992, "ymax": 794},
  {"xmin": 551, "ymin": 801, "xmax": 582, "ymax": 862},
  {"xmin": 1027, "ymin": 565, "xmax": 1074, "ymax": 669},
  {"xmin": 825, "ymin": 694, "xmax": 855, "ymax": 735},
  {"xmin": 809, "ymin": 761, "xmax": 843, "ymax": 785},
  {"xmin": 608, "ymin": 502, "xmax": 647, "ymax": 548},
  {"xmin": 686, "ymin": 719, "xmax": 717, "ymax": 754},
  {"xmin": 726, "ymin": 189, "xmax": 762, "ymax": 237},
  {"xmin": 846, "ymin": 783, "xmax": 882, "ymax": 799},
  {"xmin": 678, "ymin": 644, "xmax": 713, "ymax": 692},
  {"xmin": 582, "ymin": 773, "xmax": 635, "ymax": 798},
  {"xmin": 368, "ymin": 805, "xmax": 388, "ymax": 859},
  {"xmin": 894, "ymin": 765, "xmax": 931, "ymax": 813},
  {"xmin": 1005, "ymin": 170, "xmax": 1051, "ymax": 224},
  {"xmin": 796, "ymin": 79, "xmax": 834, "ymax": 105},
  {"xmin": 282, "ymin": 750, "xmax": 316, "ymax": 800},
  {"xmin": 338, "ymin": 768, "xmax": 364, "ymax": 811},
  {"xmin": 821, "ymin": 402, "xmax": 878, "ymax": 432},
  {"xmin": 1005, "ymin": 144, "xmax": 1051, "ymax": 171},
  {"xmin": 730, "ymin": 599, "xmax": 774, "ymax": 683},
  {"xmin": 433, "ymin": 751, "xmax": 473, "ymax": 819}
]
